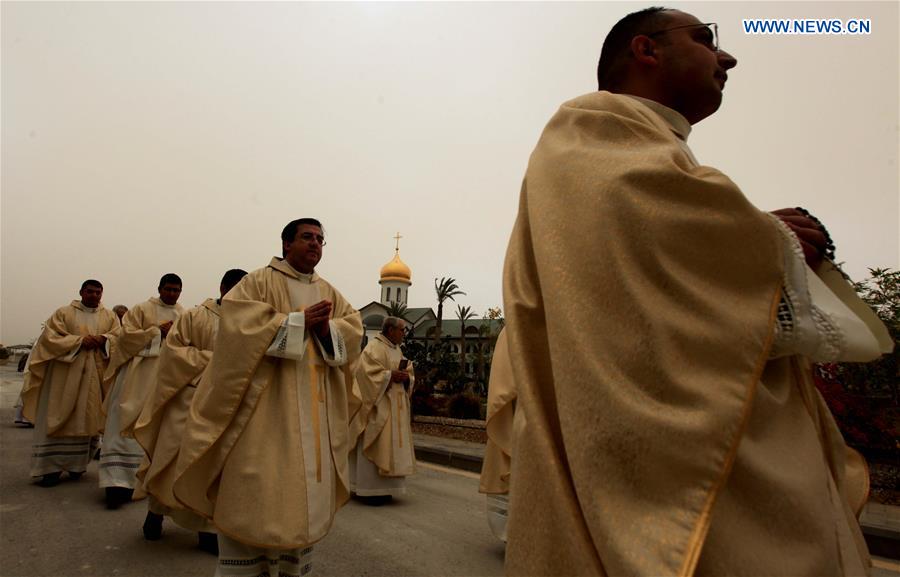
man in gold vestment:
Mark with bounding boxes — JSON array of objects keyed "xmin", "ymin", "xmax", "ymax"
[
  {"xmin": 22, "ymin": 280, "xmax": 121, "ymax": 487},
  {"xmin": 502, "ymin": 7, "xmax": 891, "ymax": 576},
  {"xmin": 350, "ymin": 316, "xmax": 415, "ymax": 500},
  {"xmin": 134, "ymin": 268, "xmax": 247, "ymax": 553},
  {"xmin": 100, "ymin": 273, "xmax": 184, "ymax": 508},
  {"xmin": 174, "ymin": 218, "xmax": 362, "ymax": 577}
]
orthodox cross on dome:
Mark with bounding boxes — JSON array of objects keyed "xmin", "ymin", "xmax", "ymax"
[{"xmin": 394, "ymin": 232, "xmax": 402, "ymax": 253}]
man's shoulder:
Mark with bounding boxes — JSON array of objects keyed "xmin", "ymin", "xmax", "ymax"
[
  {"xmin": 559, "ymin": 91, "xmax": 651, "ymax": 119},
  {"xmin": 133, "ymin": 299, "xmax": 156, "ymax": 311},
  {"xmin": 547, "ymin": 91, "xmax": 673, "ymax": 140},
  {"xmin": 126, "ymin": 299, "xmax": 162, "ymax": 329},
  {"xmin": 46, "ymin": 304, "xmax": 78, "ymax": 328},
  {"xmin": 529, "ymin": 91, "xmax": 677, "ymax": 171},
  {"xmin": 192, "ymin": 299, "xmax": 221, "ymax": 320},
  {"xmin": 362, "ymin": 336, "xmax": 391, "ymax": 362},
  {"xmin": 55, "ymin": 302, "xmax": 78, "ymax": 315},
  {"xmin": 240, "ymin": 263, "xmax": 281, "ymax": 288},
  {"xmin": 364, "ymin": 335, "xmax": 388, "ymax": 351}
]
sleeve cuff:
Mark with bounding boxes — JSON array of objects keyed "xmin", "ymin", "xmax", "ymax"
[
  {"xmin": 137, "ymin": 332, "xmax": 162, "ymax": 358},
  {"xmin": 266, "ymin": 312, "xmax": 308, "ymax": 360},
  {"xmin": 315, "ymin": 320, "xmax": 347, "ymax": 367}
]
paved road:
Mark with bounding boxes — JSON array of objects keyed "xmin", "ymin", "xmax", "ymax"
[
  {"xmin": 0, "ymin": 362, "xmax": 504, "ymax": 577},
  {"xmin": 2, "ymin": 363, "xmax": 896, "ymax": 577}
]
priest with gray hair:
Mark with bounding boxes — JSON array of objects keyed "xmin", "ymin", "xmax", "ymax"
[{"xmin": 349, "ymin": 315, "xmax": 416, "ymax": 502}]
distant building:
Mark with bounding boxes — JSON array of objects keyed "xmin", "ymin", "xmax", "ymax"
[{"xmin": 356, "ymin": 235, "xmax": 502, "ymax": 379}]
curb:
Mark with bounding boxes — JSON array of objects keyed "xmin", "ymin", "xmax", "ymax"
[{"xmin": 414, "ymin": 444, "xmax": 483, "ymax": 474}]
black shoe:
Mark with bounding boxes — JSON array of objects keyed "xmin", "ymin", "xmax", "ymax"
[
  {"xmin": 142, "ymin": 512, "xmax": 163, "ymax": 540},
  {"xmin": 105, "ymin": 487, "xmax": 134, "ymax": 510},
  {"xmin": 358, "ymin": 494, "xmax": 393, "ymax": 506},
  {"xmin": 198, "ymin": 532, "xmax": 218, "ymax": 555},
  {"xmin": 68, "ymin": 471, "xmax": 85, "ymax": 481},
  {"xmin": 37, "ymin": 472, "xmax": 62, "ymax": 487}
]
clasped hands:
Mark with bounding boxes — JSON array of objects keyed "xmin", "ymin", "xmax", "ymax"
[
  {"xmin": 80, "ymin": 334, "xmax": 107, "ymax": 350},
  {"xmin": 771, "ymin": 208, "xmax": 829, "ymax": 270},
  {"xmin": 303, "ymin": 300, "xmax": 333, "ymax": 338},
  {"xmin": 390, "ymin": 369, "xmax": 410, "ymax": 384},
  {"xmin": 159, "ymin": 321, "xmax": 174, "ymax": 339}
]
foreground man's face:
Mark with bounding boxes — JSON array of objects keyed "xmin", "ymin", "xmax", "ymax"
[
  {"xmin": 284, "ymin": 224, "xmax": 324, "ymax": 274},
  {"xmin": 653, "ymin": 10, "xmax": 737, "ymax": 124},
  {"xmin": 158, "ymin": 283, "xmax": 182, "ymax": 305},
  {"xmin": 80, "ymin": 285, "xmax": 103, "ymax": 308}
]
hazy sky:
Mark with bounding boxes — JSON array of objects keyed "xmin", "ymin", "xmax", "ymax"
[{"xmin": 2, "ymin": 1, "xmax": 898, "ymax": 345}]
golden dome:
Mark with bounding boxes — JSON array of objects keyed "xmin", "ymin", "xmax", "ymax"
[{"xmin": 380, "ymin": 251, "xmax": 412, "ymax": 284}]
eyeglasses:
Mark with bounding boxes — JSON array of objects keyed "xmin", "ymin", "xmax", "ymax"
[
  {"xmin": 298, "ymin": 232, "xmax": 327, "ymax": 246},
  {"xmin": 646, "ymin": 22, "xmax": 718, "ymax": 52}
]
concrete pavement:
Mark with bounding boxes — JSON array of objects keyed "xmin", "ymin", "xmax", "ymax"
[{"xmin": 0, "ymin": 406, "xmax": 504, "ymax": 577}]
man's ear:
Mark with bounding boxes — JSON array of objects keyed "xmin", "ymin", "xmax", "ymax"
[{"xmin": 631, "ymin": 35, "xmax": 659, "ymax": 66}]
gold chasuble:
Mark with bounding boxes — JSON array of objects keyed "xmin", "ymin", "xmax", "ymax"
[
  {"xmin": 103, "ymin": 297, "xmax": 184, "ymax": 437},
  {"xmin": 22, "ymin": 301, "xmax": 121, "ymax": 437},
  {"xmin": 174, "ymin": 258, "xmax": 362, "ymax": 549},
  {"xmin": 134, "ymin": 298, "xmax": 219, "ymax": 513},
  {"xmin": 478, "ymin": 328, "xmax": 515, "ymax": 543},
  {"xmin": 355, "ymin": 334, "xmax": 416, "ymax": 479},
  {"xmin": 479, "ymin": 328, "xmax": 515, "ymax": 495},
  {"xmin": 503, "ymin": 91, "xmax": 870, "ymax": 576}
]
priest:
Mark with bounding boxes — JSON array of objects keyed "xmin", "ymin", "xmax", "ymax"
[
  {"xmin": 100, "ymin": 273, "xmax": 184, "ymax": 508},
  {"xmin": 502, "ymin": 7, "xmax": 891, "ymax": 576},
  {"xmin": 22, "ymin": 280, "xmax": 121, "ymax": 486},
  {"xmin": 134, "ymin": 269, "xmax": 247, "ymax": 552},
  {"xmin": 350, "ymin": 316, "xmax": 415, "ymax": 501},
  {"xmin": 174, "ymin": 218, "xmax": 362, "ymax": 577}
]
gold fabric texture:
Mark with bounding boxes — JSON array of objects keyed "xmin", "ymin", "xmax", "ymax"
[
  {"xmin": 134, "ymin": 298, "xmax": 219, "ymax": 510},
  {"xmin": 479, "ymin": 328, "xmax": 515, "ymax": 495},
  {"xmin": 102, "ymin": 297, "xmax": 184, "ymax": 436},
  {"xmin": 502, "ymin": 91, "xmax": 870, "ymax": 576},
  {"xmin": 354, "ymin": 333, "xmax": 416, "ymax": 477},
  {"xmin": 173, "ymin": 258, "xmax": 362, "ymax": 549},
  {"xmin": 22, "ymin": 301, "xmax": 120, "ymax": 437}
]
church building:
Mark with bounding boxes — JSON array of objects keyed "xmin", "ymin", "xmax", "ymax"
[{"xmin": 356, "ymin": 235, "xmax": 503, "ymax": 379}]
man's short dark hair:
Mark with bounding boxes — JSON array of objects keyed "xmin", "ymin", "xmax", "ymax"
[
  {"xmin": 81, "ymin": 279, "xmax": 103, "ymax": 291},
  {"xmin": 158, "ymin": 273, "xmax": 183, "ymax": 289},
  {"xmin": 281, "ymin": 218, "xmax": 324, "ymax": 257},
  {"xmin": 597, "ymin": 6, "xmax": 671, "ymax": 90},
  {"xmin": 220, "ymin": 269, "xmax": 248, "ymax": 293}
]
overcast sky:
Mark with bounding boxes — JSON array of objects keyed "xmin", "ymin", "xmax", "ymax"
[{"xmin": 2, "ymin": 1, "xmax": 897, "ymax": 345}]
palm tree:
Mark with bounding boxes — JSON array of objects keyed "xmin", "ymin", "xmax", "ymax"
[
  {"xmin": 433, "ymin": 277, "xmax": 465, "ymax": 346},
  {"xmin": 385, "ymin": 301, "xmax": 409, "ymax": 321},
  {"xmin": 455, "ymin": 305, "xmax": 477, "ymax": 375}
]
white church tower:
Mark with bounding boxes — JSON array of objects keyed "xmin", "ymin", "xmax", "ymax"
[{"xmin": 379, "ymin": 233, "xmax": 412, "ymax": 305}]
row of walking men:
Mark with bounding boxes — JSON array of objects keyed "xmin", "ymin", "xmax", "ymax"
[{"xmin": 19, "ymin": 218, "xmax": 427, "ymax": 577}]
